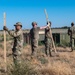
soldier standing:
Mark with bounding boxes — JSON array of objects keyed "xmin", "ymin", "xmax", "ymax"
[
  {"xmin": 45, "ymin": 21, "xmax": 52, "ymax": 56},
  {"xmin": 69, "ymin": 22, "xmax": 75, "ymax": 51},
  {"xmin": 3, "ymin": 22, "xmax": 23, "ymax": 65},
  {"xmin": 30, "ymin": 22, "xmax": 49, "ymax": 57}
]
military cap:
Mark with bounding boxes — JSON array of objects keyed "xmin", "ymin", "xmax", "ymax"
[
  {"xmin": 32, "ymin": 22, "xmax": 37, "ymax": 26},
  {"xmin": 71, "ymin": 22, "xmax": 74, "ymax": 26},
  {"xmin": 14, "ymin": 22, "xmax": 22, "ymax": 27}
]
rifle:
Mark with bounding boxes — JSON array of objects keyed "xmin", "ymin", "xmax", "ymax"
[
  {"xmin": 4, "ymin": 12, "xmax": 7, "ymax": 72},
  {"xmin": 44, "ymin": 9, "xmax": 57, "ymax": 53}
]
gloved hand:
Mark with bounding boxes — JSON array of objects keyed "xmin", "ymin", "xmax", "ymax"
[
  {"xmin": 3, "ymin": 26, "xmax": 8, "ymax": 31},
  {"xmin": 47, "ymin": 21, "xmax": 51, "ymax": 27},
  {"xmin": 47, "ymin": 23, "xmax": 50, "ymax": 28},
  {"xmin": 48, "ymin": 22, "xmax": 51, "ymax": 26}
]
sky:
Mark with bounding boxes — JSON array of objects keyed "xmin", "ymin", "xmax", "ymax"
[{"xmin": 0, "ymin": 0, "xmax": 75, "ymax": 30}]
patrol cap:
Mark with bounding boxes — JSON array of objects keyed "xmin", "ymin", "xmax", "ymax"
[
  {"xmin": 32, "ymin": 22, "xmax": 37, "ymax": 26},
  {"xmin": 14, "ymin": 22, "xmax": 22, "ymax": 27},
  {"xmin": 47, "ymin": 21, "xmax": 51, "ymax": 25},
  {"xmin": 71, "ymin": 22, "xmax": 74, "ymax": 26}
]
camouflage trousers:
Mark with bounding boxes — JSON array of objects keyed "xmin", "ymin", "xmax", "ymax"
[
  {"xmin": 45, "ymin": 38, "xmax": 52, "ymax": 56},
  {"xmin": 70, "ymin": 38, "xmax": 74, "ymax": 50},
  {"xmin": 31, "ymin": 39, "xmax": 38, "ymax": 57},
  {"xmin": 12, "ymin": 47, "xmax": 22, "ymax": 65}
]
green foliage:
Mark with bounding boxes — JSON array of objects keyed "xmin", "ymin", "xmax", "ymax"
[
  {"xmin": 0, "ymin": 34, "xmax": 12, "ymax": 42},
  {"xmin": 23, "ymin": 42, "xmax": 27, "ymax": 47},
  {"xmin": 61, "ymin": 40, "xmax": 69, "ymax": 47},
  {"xmin": 55, "ymin": 43, "xmax": 64, "ymax": 47},
  {"xmin": 0, "ymin": 44, "xmax": 3, "ymax": 49},
  {"xmin": 38, "ymin": 57, "xmax": 48, "ymax": 64},
  {"xmin": 38, "ymin": 41, "xmax": 44, "ymax": 46},
  {"xmin": 0, "ymin": 35, "xmax": 4, "ymax": 42},
  {"xmin": 7, "ymin": 62, "xmax": 39, "ymax": 75},
  {"xmin": 61, "ymin": 26, "xmax": 70, "ymax": 29},
  {"xmin": 55, "ymin": 40, "xmax": 69, "ymax": 47}
]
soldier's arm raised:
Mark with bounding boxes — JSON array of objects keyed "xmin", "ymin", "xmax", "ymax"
[
  {"xmin": 3, "ymin": 26, "xmax": 15, "ymax": 37},
  {"xmin": 8, "ymin": 30, "xmax": 22, "ymax": 37},
  {"xmin": 3, "ymin": 26, "xmax": 22, "ymax": 37},
  {"xmin": 40, "ymin": 24, "xmax": 49, "ymax": 29}
]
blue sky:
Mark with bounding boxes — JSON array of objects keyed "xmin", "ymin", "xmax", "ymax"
[{"xmin": 0, "ymin": 0, "xmax": 75, "ymax": 30}]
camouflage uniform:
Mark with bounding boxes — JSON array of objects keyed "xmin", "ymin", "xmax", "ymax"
[
  {"xmin": 8, "ymin": 29, "xmax": 23, "ymax": 64},
  {"xmin": 30, "ymin": 21, "xmax": 49, "ymax": 57},
  {"xmin": 70, "ymin": 23, "xmax": 75, "ymax": 51},
  {"xmin": 30, "ymin": 27, "xmax": 40, "ymax": 56},
  {"xmin": 3, "ymin": 22, "xmax": 23, "ymax": 64},
  {"xmin": 45, "ymin": 26, "xmax": 52, "ymax": 56}
]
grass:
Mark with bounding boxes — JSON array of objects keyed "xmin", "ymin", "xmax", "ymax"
[
  {"xmin": 7, "ymin": 62, "xmax": 40, "ymax": 75},
  {"xmin": 40, "ymin": 62, "xmax": 71, "ymax": 75},
  {"xmin": 0, "ymin": 41, "xmax": 75, "ymax": 75},
  {"xmin": 38, "ymin": 57, "xmax": 48, "ymax": 64},
  {"xmin": 0, "ymin": 44, "xmax": 3, "ymax": 49}
]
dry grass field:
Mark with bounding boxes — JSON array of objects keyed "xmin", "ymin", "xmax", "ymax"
[{"xmin": 0, "ymin": 41, "xmax": 75, "ymax": 75}]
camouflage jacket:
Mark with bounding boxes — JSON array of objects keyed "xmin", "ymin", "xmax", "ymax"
[
  {"xmin": 45, "ymin": 27, "xmax": 51, "ymax": 39},
  {"xmin": 7, "ymin": 29, "xmax": 24, "ymax": 49},
  {"xmin": 70, "ymin": 26, "xmax": 75, "ymax": 38}
]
